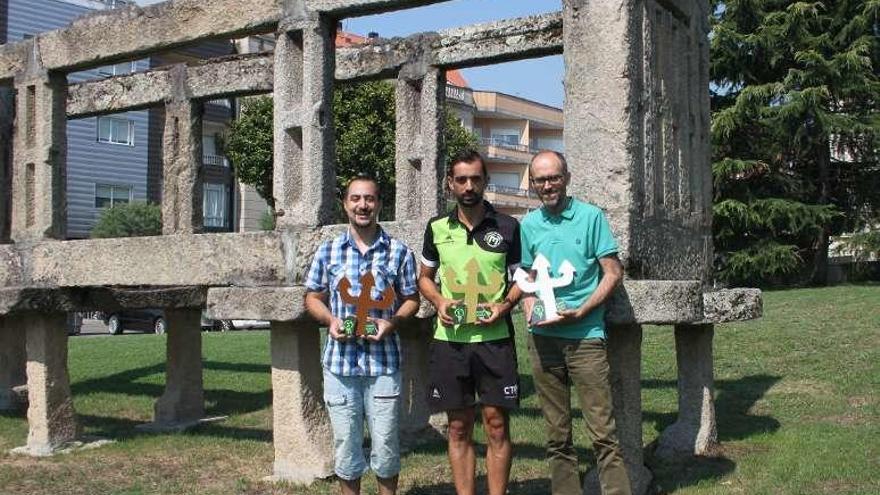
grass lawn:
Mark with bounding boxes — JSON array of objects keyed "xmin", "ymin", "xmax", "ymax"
[{"xmin": 1, "ymin": 285, "xmax": 878, "ymax": 494}]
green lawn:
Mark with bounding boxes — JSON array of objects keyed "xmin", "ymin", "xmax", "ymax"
[{"xmin": 1, "ymin": 285, "xmax": 878, "ymax": 494}]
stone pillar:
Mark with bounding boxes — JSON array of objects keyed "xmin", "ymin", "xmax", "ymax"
[
  {"xmin": 10, "ymin": 68, "xmax": 67, "ymax": 242},
  {"xmin": 23, "ymin": 313, "xmax": 79, "ymax": 455},
  {"xmin": 0, "ymin": 85, "xmax": 13, "ymax": 243},
  {"xmin": 656, "ymin": 324, "xmax": 718, "ymax": 458},
  {"xmin": 272, "ymin": 15, "xmax": 336, "ymax": 227},
  {"xmin": 585, "ymin": 324, "xmax": 651, "ymax": 494},
  {"xmin": 152, "ymin": 309, "xmax": 204, "ymax": 427},
  {"xmin": 0, "ymin": 317, "xmax": 27, "ymax": 411},
  {"xmin": 269, "ymin": 321, "xmax": 333, "ymax": 483},
  {"xmin": 398, "ymin": 317, "xmax": 439, "ymax": 445},
  {"xmin": 162, "ymin": 78, "xmax": 204, "ymax": 235},
  {"xmin": 394, "ymin": 67, "xmax": 445, "ymax": 221}
]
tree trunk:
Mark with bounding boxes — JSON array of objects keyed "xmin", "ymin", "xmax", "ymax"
[{"xmin": 810, "ymin": 137, "xmax": 831, "ymax": 286}]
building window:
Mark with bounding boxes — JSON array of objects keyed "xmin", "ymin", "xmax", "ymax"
[
  {"xmin": 98, "ymin": 61, "xmax": 137, "ymax": 78},
  {"xmin": 97, "ymin": 117, "xmax": 134, "ymax": 145},
  {"xmin": 490, "ymin": 128, "xmax": 521, "ymax": 146},
  {"xmin": 95, "ymin": 184, "xmax": 132, "ymax": 208},
  {"xmin": 203, "ymin": 183, "xmax": 229, "ymax": 228}
]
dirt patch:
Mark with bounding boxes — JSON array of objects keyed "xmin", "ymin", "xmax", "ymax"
[
  {"xmin": 766, "ymin": 378, "xmax": 835, "ymax": 397},
  {"xmin": 847, "ymin": 395, "xmax": 873, "ymax": 408},
  {"xmin": 811, "ymin": 478, "xmax": 869, "ymax": 494}
]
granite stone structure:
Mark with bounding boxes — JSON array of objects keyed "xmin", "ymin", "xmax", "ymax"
[{"xmin": 0, "ymin": 0, "xmax": 761, "ymax": 491}]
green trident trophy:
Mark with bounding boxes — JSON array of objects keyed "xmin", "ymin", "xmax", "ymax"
[
  {"xmin": 444, "ymin": 258, "xmax": 503, "ymax": 324},
  {"xmin": 337, "ymin": 272, "xmax": 395, "ymax": 337}
]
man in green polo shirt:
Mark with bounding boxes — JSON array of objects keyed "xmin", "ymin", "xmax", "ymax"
[
  {"xmin": 419, "ymin": 150, "xmax": 522, "ymax": 495},
  {"xmin": 519, "ymin": 150, "xmax": 631, "ymax": 495}
]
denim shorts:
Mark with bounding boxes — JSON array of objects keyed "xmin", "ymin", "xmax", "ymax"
[{"xmin": 323, "ymin": 369, "xmax": 401, "ymax": 480}]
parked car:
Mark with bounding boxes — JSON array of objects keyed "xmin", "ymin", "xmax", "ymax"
[
  {"xmin": 101, "ymin": 309, "xmax": 166, "ymax": 335},
  {"xmin": 99, "ymin": 310, "xmax": 258, "ymax": 335}
]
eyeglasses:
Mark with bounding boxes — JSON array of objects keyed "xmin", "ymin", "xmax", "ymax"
[{"xmin": 530, "ymin": 174, "xmax": 565, "ymax": 186}]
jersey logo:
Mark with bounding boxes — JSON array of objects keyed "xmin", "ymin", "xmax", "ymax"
[{"xmin": 484, "ymin": 231, "xmax": 503, "ymax": 248}]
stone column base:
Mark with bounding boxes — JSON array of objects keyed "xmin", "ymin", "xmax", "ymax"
[
  {"xmin": 152, "ymin": 309, "xmax": 204, "ymax": 428},
  {"xmin": 656, "ymin": 324, "xmax": 718, "ymax": 458},
  {"xmin": 23, "ymin": 313, "xmax": 80, "ymax": 456},
  {"xmin": 269, "ymin": 321, "xmax": 334, "ymax": 484}
]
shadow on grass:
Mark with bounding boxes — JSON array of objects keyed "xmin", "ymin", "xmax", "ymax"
[
  {"xmin": 404, "ymin": 474, "xmax": 550, "ymax": 495},
  {"xmin": 78, "ymin": 413, "xmax": 271, "ymax": 442},
  {"xmin": 647, "ymin": 454, "xmax": 737, "ymax": 494},
  {"xmin": 643, "ymin": 373, "xmax": 782, "ymax": 442},
  {"xmin": 71, "ymin": 361, "xmax": 271, "ymax": 418}
]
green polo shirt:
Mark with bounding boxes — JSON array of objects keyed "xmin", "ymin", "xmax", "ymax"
[
  {"xmin": 520, "ymin": 197, "xmax": 618, "ymax": 340},
  {"xmin": 422, "ymin": 202, "xmax": 521, "ymax": 343}
]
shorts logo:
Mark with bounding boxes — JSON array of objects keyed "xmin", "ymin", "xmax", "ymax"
[
  {"xmin": 503, "ymin": 384, "xmax": 519, "ymax": 398},
  {"xmin": 484, "ymin": 231, "xmax": 503, "ymax": 248},
  {"xmin": 431, "ymin": 387, "xmax": 441, "ymax": 399}
]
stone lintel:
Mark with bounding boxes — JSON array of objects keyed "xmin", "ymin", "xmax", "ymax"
[
  {"xmin": 310, "ymin": 0, "xmax": 451, "ymax": 17},
  {"xmin": 700, "ymin": 288, "xmax": 763, "ymax": 323},
  {"xmin": 0, "ymin": 0, "xmax": 284, "ymax": 80},
  {"xmin": 67, "ymin": 66, "xmax": 173, "ymax": 119},
  {"xmin": 606, "ymin": 280, "xmax": 702, "ymax": 324},
  {"xmin": 208, "ymin": 280, "xmax": 707, "ymax": 324},
  {"xmin": 66, "ymin": 12, "xmax": 563, "ymax": 118},
  {"xmin": 207, "ymin": 287, "xmax": 311, "ymax": 322},
  {"xmin": 1, "ymin": 222, "xmax": 429, "ymax": 290},
  {"xmin": 0, "ymin": 286, "xmax": 208, "ymax": 316},
  {"xmin": 28, "ymin": 232, "xmax": 294, "ymax": 288}
]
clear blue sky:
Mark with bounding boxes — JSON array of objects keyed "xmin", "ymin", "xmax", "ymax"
[
  {"xmin": 137, "ymin": 0, "xmax": 564, "ymax": 108},
  {"xmin": 344, "ymin": 0, "xmax": 564, "ymax": 108}
]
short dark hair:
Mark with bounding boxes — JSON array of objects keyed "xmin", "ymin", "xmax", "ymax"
[
  {"xmin": 529, "ymin": 150, "xmax": 569, "ymax": 176},
  {"xmin": 344, "ymin": 174, "xmax": 381, "ymax": 199},
  {"xmin": 447, "ymin": 149, "xmax": 488, "ymax": 178}
]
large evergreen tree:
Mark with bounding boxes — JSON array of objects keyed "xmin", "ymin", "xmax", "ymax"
[
  {"xmin": 224, "ymin": 80, "xmax": 478, "ymax": 221},
  {"xmin": 710, "ymin": 0, "xmax": 880, "ymax": 286}
]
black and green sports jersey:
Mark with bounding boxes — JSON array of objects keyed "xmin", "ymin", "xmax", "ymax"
[{"xmin": 421, "ymin": 201, "xmax": 521, "ymax": 342}]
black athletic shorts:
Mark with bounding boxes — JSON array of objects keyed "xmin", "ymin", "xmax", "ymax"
[{"xmin": 427, "ymin": 338, "xmax": 520, "ymax": 412}]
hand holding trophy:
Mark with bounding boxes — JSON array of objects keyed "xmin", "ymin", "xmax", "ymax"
[
  {"xmin": 337, "ymin": 272, "xmax": 395, "ymax": 338},
  {"xmin": 513, "ymin": 254, "xmax": 575, "ymax": 326}
]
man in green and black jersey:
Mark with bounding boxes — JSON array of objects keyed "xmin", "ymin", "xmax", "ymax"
[{"xmin": 418, "ymin": 150, "xmax": 523, "ymax": 495}]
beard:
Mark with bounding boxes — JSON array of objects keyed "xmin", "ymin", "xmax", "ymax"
[{"xmin": 457, "ymin": 192, "xmax": 482, "ymax": 207}]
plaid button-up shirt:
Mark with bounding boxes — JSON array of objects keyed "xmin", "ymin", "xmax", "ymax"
[{"xmin": 305, "ymin": 227, "xmax": 418, "ymax": 376}]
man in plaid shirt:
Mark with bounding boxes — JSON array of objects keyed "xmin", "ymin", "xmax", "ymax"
[{"xmin": 304, "ymin": 175, "xmax": 419, "ymax": 495}]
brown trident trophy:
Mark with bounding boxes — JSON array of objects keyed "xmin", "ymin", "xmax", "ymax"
[
  {"xmin": 337, "ymin": 272, "xmax": 396, "ymax": 337},
  {"xmin": 444, "ymin": 258, "xmax": 503, "ymax": 324}
]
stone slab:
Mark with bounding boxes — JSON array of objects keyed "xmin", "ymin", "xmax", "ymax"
[
  {"xmin": 27, "ymin": 232, "xmax": 291, "ymax": 288},
  {"xmin": 19, "ymin": 0, "xmax": 284, "ymax": 76},
  {"xmin": 701, "ymin": 289, "xmax": 763, "ymax": 323},
  {"xmin": 208, "ymin": 280, "xmax": 706, "ymax": 324},
  {"xmin": 606, "ymin": 280, "xmax": 703, "ymax": 324},
  {"xmin": 66, "ymin": 12, "xmax": 563, "ymax": 118},
  {"xmin": 0, "ymin": 286, "xmax": 207, "ymax": 316}
]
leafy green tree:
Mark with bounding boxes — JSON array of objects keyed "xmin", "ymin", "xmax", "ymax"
[
  {"xmin": 225, "ymin": 80, "xmax": 478, "ymax": 220},
  {"xmin": 710, "ymin": 0, "xmax": 880, "ymax": 286},
  {"xmin": 91, "ymin": 202, "xmax": 162, "ymax": 238}
]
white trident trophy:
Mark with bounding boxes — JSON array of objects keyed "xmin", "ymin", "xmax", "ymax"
[{"xmin": 513, "ymin": 254, "xmax": 575, "ymax": 323}]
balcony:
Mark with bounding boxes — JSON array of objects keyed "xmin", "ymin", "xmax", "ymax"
[
  {"xmin": 203, "ymin": 154, "xmax": 229, "ymax": 167},
  {"xmin": 484, "ymin": 184, "xmax": 541, "ymax": 214},
  {"xmin": 486, "ymin": 184, "xmax": 537, "ymax": 199},
  {"xmin": 480, "ymin": 138, "xmax": 536, "ymax": 154}
]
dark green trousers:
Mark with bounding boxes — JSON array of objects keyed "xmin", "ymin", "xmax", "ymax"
[{"xmin": 527, "ymin": 333, "xmax": 632, "ymax": 495}]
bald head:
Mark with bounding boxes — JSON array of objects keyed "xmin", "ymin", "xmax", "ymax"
[{"xmin": 529, "ymin": 150, "xmax": 568, "ymax": 176}]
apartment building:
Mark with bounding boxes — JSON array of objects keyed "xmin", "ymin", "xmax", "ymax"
[
  {"xmin": 448, "ymin": 83, "xmax": 563, "ymax": 215},
  {"xmin": 2, "ymin": 0, "xmax": 236, "ymax": 238}
]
